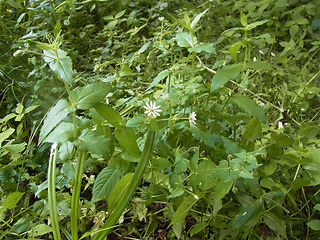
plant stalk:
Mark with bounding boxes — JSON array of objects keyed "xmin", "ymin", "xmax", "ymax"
[
  {"xmin": 92, "ymin": 130, "xmax": 155, "ymax": 240},
  {"xmin": 71, "ymin": 150, "xmax": 86, "ymax": 240},
  {"xmin": 48, "ymin": 142, "xmax": 62, "ymax": 240}
]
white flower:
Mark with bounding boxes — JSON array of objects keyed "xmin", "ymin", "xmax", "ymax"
[
  {"xmin": 161, "ymin": 92, "xmax": 169, "ymax": 100},
  {"xmin": 253, "ymin": 57, "xmax": 257, "ymax": 62},
  {"xmin": 259, "ymin": 50, "xmax": 265, "ymax": 55},
  {"xmin": 257, "ymin": 100, "xmax": 265, "ymax": 106},
  {"xmin": 158, "ymin": 16, "xmax": 164, "ymax": 21},
  {"xmin": 278, "ymin": 121, "xmax": 283, "ymax": 129},
  {"xmin": 189, "ymin": 112, "xmax": 197, "ymax": 126},
  {"xmin": 144, "ymin": 101, "xmax": 162, "ymax": 118},
  {"xmin": 271, "ymin": 52, "xmax": 276, "ymax": 57}
]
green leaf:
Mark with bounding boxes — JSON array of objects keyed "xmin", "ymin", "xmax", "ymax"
[
  {"xmin": 231, "ymin": 93, "xmax": 266, "ymax": 123},
  {"xmin": 211, "ymin": 64, "xmax": 242, "ymax": 92},
  {"xmin": 92, "ymin": 167, "xmax": 122, "ymax": 201},
  {"xmin": 232, "ymin": 199, "xmax": 264, "ymax": 228},
  {"xmin": 107, "ymin": 173, "xmax": 133, "ymax": 213},
  {"xmin": 147, "ymin": 69, "xmax": 169, "ymax": 90},
  {"xmin": 115, "ymin": 126, "xmax": 140, "ymax": 158},
  {"xmin": 215, "ymin": 180, "xmax": 233, "ymax": 200},
  {"xmin": 45, "ymin": 122, "xmax": 74, "ymax": 144},
  {"xmin": 0, "ymin": 128, "xmax": 15, "ymax": 146},
  {"xmin": 71, "ymin": 83, "xmax": 112, "ymax": 110},
  {"xmin": 243, "ymin": 117, "xmax": 262, "ymax": 142},
  {"xmin": 168, "ymin": 13, "xmax": 191, "ymax": 31},
  {"xmin": 314, "ymin": 204, "xmax": 320, "ymax": 211},
  {"xmin": 43, "ymin": 49, "xmax": 73, "ymax": 84},
  {"xmin": 3, "ymin": 143, "xmax": 26, "ymax": 154},
  {"xmin": 188, "ymin": 43, "xmax": 216, "ymax": 54},
  {"xmin": 6, "ymin": 0, "xmax": 23, "ymax": 9},
  {"xmin": 170, "ymin": 195, "xmax": 199, "ymax": 226},
  {"xmin": 190, "ymin": 9, "xmax": 209, "ymax": 29},
  {"xmin": 95, "ymin": 103, "xmax": 122, "ymax": 127},
  {"xmin": 76, "ymin": 129, "xmax": 112, "ymax": 158},
  {"xmin": 31, "ymin": 224, "xmax": 52, "ymax": 236},
  {"xmin": 240, "ymin": 12, "xmax": 247, "ymax": 27},
  {"xmin": 263, "ymin": 212, "xmax": 287, "ymax": 238},
  {"xmin": 39, "ymin": 99, "xmax": 73, "ymax": 143},
  {"xmin": 190, "ymin": 148, "xmax": 199, "ymax": 171},
  {"xmin": 271, "ymin": 134, "xmax": 293, "ymax": 148},
  {"xmin": 176, "ymin": 32, "xmax": 197, "ymax": 48},
  {"xmin": 190, "ymin": 126, "xmax": 221, "ymax": 148},
  {"xmin": 0, "ymin": 192, "xmax": 24, "ymax": 215},
  {"xmin": 307, "ymin": 220, "xmax": 320, "ymax": 231},
  {"xmin": 190, "ymin": 222, "xmax": 209, "ymax": 237},
  {"xmin": 229, "ymin": 42, "xmax": 242, "ymax": 60},
  {"xmin": 246, "ymin": 20, "xmax": 269, "ymax": 30}
]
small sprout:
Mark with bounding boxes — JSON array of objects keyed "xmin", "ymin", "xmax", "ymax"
[{"xmin": 13, "ymin": 50, "xmax": 24, "ymax": 57}]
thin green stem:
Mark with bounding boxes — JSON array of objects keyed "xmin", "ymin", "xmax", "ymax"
[
  {"xmin": 92, "ymin": 130, "xmax": 155, "ymax": 240},
  {"xmin": 71, "ymin": 150, "xmax": 87, "ymax": 240},
  {"xmin": 48, "ymin": 143, "xmax": 62, "ymax": 240}
]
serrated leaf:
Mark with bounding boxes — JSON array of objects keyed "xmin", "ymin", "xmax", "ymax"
[
  {"xmin": 211, "ymin": 64, "xmax": 242, "ymax": 92},
  {"xmin": 92, "ymin": 167, "xmax": 122, "ymax": 201},
  {"xmin": 232, "ymin": 199, "xmax": 264, "ymax": 228},
  {"xmin": 39, "ymin": 99, "xmax": 73, "ymax": 143},
  {"xmin": 190, "ymin": 222, "xmax": 209, "ymax": 236},
  {"xmin": 107, "ymin": 173, "xmax": 133, "ymax": 213},
  {"xmin": 147, "ymin": 69, "xmax": 169, "ymax": 90},
  {"xmin": 263, "ymin": 212, "xmax": 287, "ymax": 238},
  {"xmin": 43, "ymin": 49, "xmax": 73, "ymax": 84},
  {"xmin": 231, "ymin": 93, "xmax": 266, "ymax": 123},
  {"xmin": 190, "ymin": 8, "xmax": 209, "ymax": 29},
  {"xmin": 243, "ymin": 117, "xmax": 262, "ymax": 142},
  {"xmin": 45, "ymin": 122, "xmax": 74, "ymax": 144},
  {"xmin": 71, "ymin": 83, "xmax": 112, "ymax": 110},
  {"xmin": 188, "ymin": 43, "xmax": 216, "ymax": 54},
  {"xmin": 176, "ymin": 32, "xmax": 197, "ymax": 48},
  {"xmin": 95, "ymin": 103, "xmax": 122, "ymax": 127},
  {"xmin": 0, "ymin": 192, "xmax": 24, "ymax": 215},
  {"xmin": 31, "ymin": 224, "xmax": 52, "ymax": 236},
  {"xmin": 76, "ymin": 129, "xmax": 112, "ymax": 158},
  {"xmin": 115, "ymin": 126, "xmax": 140, "ymax": 158},
  {"xmin": 170, "ymin": 195, "xmax": 199, "ymax": 226},
  {"xmin": 0, "ymin": 128, "xmax": 15, "ymax": 146}
]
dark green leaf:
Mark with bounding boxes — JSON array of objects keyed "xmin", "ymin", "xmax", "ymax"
[
  {"xmin": 76, "ymin": 129, "xmax": 112, "ymax": 158},
  {"xmin": 215, "ymin": 180, "xmax": 233, "ymax": 200},
  {"xmin": 92, "ymin": 167, "xmax": 122, "ymax": 201},
  {"xmin": 170, "ymin": 194, "xmax": 199, "ymax": 226},
  {"xmin": 307, "ymin": 220, "xmax": 320, "ymax": 231},
  {"xmin": 190, "ymin": 222, "xmax": 209, "ymax": 237},
  {"xmin": 263, "ymin": 212, "xmax": 287, "ymax": 238},
  {"xmin": 147, "ymin": 69, "xmax": 169, "ymax": 90},
  {"xmin": 243, "ymin": 117, "xmax": 262, "ymax": 142},
  {"xmin": 115, "ymin": 126, "xmax": 140, "ymax": 158},
  {"xmin": 231, "ymin": 93, "xmax": 266, "ymax": 123},
  {"xmin": 0, "ymin": 128, "xmax": 15, "ymax": 146},
  {"xmin": 45, "ymin": 122, "xmax": 74, "ymax": 144},
  {"xmin": 95, "ymin": 103, "xmax": 122, "ymax": 127},
  {"xmin": 211, "ymin": 64, "xmax": 242, "ymax": 92},
  {"xmin": 232, "ymin": 199, "xmax": 264, "ymax": 228},
  {"xmin": 0, "ymin": 192, "xmax": 24, "ymax": 215}
]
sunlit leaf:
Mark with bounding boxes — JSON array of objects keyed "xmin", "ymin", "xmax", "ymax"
[{"xmin": 211, "ymin": 64, "xmax": 242, "ymax": 92}]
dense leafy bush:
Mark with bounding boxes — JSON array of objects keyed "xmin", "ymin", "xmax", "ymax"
[{"xmin": 1, "ymin": 0, "xmax": 319, "ymax": 239}]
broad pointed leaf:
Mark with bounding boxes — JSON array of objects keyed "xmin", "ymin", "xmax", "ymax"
[
  {"xmin": 39, "ymin": 99, "xmax": 73, "ymax": 143},
  {"xmin": 147, "ymin": 69, "xmax": 169, "ymax": 90},
  {"xmin": 190, "ymin": 8, "xmax": 209, "ymax": 29},
  {"xmin": 44, "ymin": 122, "xmax": 74, "ymax": 144},
  {"xmin": 92, "ymin": 167, "xmax": 122, "ymax": 201},
  {"xmin": 95, "ymin": 103, "xmax": 122, "ymax": 127},
  {"xmin": 170, "ymin": 195, "xmax": 199, "ymax": 226},
  {"xmin": 43, "ymin": 49, "xmax": 73, "ymax": 84},
  {"xmin": 231, "ymin": 93, "xmax": 266, "ymax": 123},
  {"xmin": 0, "ymin": 128, "xmax": 15, "ymax": 146},
  {"xmin": 232, "ymin": 199, "xmax": 264, "ymax": 228},
  {"xmin": 176, "ymin": 32, "xmax": 197, "ymax": 48},
  {"xmin": 71, "ymin": 83, "xmax": 112, "ymax": 110},
  {"xmin": 211, "ymin": 64, "xmax": 242, "ymax": 92},
  {"xmin": 115, "ymin": 126, "xmax": 140, "ymax": 158}
]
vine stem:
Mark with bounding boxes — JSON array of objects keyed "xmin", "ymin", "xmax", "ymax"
[
  {"xmin": 92, "ymin": 130, "xmax": 155, "ymax": 240},
  {"xmin": 48, "ymin": 142, "xmax": 62, "ymax": 240},
  {"xmin": 71, "ymin": 150, "xmax": 87, "ymax": 240}
]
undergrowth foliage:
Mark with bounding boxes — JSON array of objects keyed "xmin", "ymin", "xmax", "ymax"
[{"xmin": 1, "ymin": 0, "xmax": 320, "ymax": 239}]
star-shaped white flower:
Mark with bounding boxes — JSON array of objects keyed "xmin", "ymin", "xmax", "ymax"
[
  {"xmin": 144, "ymin": 101, "xmax": 162, "ymax": 118},
  {"xmin": 189, "ymin": 112, "xmax": 197, "ymax": 126}
]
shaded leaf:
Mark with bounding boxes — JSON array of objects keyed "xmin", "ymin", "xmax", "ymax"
[
  {"xmin": 232, "ymin": 199, "xmax": 264, "ymax": 228},
  {"xmin": 0, "ymin": 192, "xmax": 24, "ymax": 215},
  {"xmin": 190, "ymin": 222, "xmax": 209, "ymax": 237},
  {"xmin": 115, "ymin": 126, "xmax": 140, "ymax": 158},
  {"xmin": 45, "ymin": 122, "xmax": 74, "ymax": 144},
  {"xmin": 263, "ymin": 212, "xmax": 287, "ymax": 238},
  {"xmin": 215, "ymin": 180, "xmax": 233, "ymax": 200},
  {"xmin": 31, "ymin": 224, "xmax": 52, "ymax": 236},
  {"xmin": 0, "ymin": 128, "xmax": 15, "ymax": 146},
  {"xmin": 231, "ymin": 93, "xmax": 266, "ymax": 123},
  {"xmin": 243, "ymin": 117, "xmax": 262, "ymax": 142},
  {"xmin": 307, "ymin": 220, "xmax": 320, "ymax": 231},
  {"xmin": 147, "ymin": 69, "xmax": 169, "ymax": 90},
  {"xmin": 92, "ymin": 167, "xmax": 122, "ymax": 201},
  {"xmin": 170, "ymin": 195, "xmax": 199, "ymax": 226},
  {"xmin": 95, "ymin": 103, "xmax": 122, "ymax": 127},
  {"xmin": 76, "ymin": 129, "xmax": 112, "ymax": 158}
]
